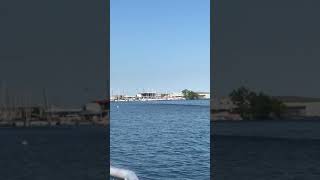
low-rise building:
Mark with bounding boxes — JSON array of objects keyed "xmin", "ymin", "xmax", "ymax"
[
  {"xmin": 136, "ymin": 92, "xmax": 157, "ymax": 99},
  {"xmin": 275, "ymin": 96, "xmax": 320, "ymax": 118},
  {"xmin": 196, "ymin": 92, "xmax": 210, "ymax": 99},
  {"xmin": 169, "ymin": 92, "xmax": 185, "ymax": 100}
]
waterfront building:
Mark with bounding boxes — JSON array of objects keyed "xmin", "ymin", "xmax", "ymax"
[
  {"xmin": 110, "ymin": 90, "xmax": 210, "ymax": 101},
  {"xmin": 111, "ymin": 95, "xmax": 126, "ymax": 101},
  {"xmin": 136, "ymin": 92, "xmax": 158, "ymax": 100},
  {"xmin": 169, "ymin": 92, "xmax": 185, "ymax": 100},
  {"xmin": 195, "ymin": 92, "xmax": 210, "ymax": 99},
  {"xmin": 124, "ymin": 95, "xmax": 136, "ymax": 101}
]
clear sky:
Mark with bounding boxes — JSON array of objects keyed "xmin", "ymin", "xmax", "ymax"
[{"xmin": 111, "ymin": 0, "xmax": 210, "ymax": 95}]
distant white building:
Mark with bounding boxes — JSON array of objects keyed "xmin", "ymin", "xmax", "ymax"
[
  {"xmin": 195, "ymin": 92, "xmax": 210, "ymax": 99},
  {"xmin": 283, "ymin": 102, "xmax": 320, "ymax": 118},
  {"xmin": 136, "ymin": 92, "xmax": 158, "ymax": 99},
  {"xmin": 169, "ymin": 92, "xmax": 185, "ymax": 100},
  {"xmin": 273, "ymin": 96, "xmax": 320, "ymax": 118}
]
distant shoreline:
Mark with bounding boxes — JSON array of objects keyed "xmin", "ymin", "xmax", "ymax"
[
  {"xmin": 111, "ymin": 99, "xmax": 210, "ymax": 102},
  {"xmin": 0, "ymin": 119, "xmax": 108, "ymax": 128},
  {"xmin": 0, "ymin": 124, "xmax": 107, "ymax": 128},
  {"xmin": 0, "ymin": 124, "xmax": 106, "ymax": 128}
]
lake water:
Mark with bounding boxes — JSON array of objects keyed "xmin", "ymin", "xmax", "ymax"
[
  {"xmin": 0, "ymin": 126, "xmax": 107, "ymax": 180},
  {"xmin": 110, "ymin": 100, "xmax": 210, "ymax": 180},
  {"xmin": 213, "ymin": 120, "xmax": 320, "ymax": 180}
]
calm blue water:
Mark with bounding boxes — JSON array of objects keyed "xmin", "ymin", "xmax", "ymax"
[
  {"xmin": 213, "ymin": 121, "xmax": 320, "ymax": 180},
  {"xmin": 110, "ymin": 100, "xmax": 210, "ymax": 180},
  {"xmin": 0, "ymin": 126, "xmax": 107, "ymax": 180}
]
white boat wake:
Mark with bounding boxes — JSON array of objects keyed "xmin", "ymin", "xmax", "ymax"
[{"xmin": 110, "ymin": 166, "xmax": 139, "ymax": 180}]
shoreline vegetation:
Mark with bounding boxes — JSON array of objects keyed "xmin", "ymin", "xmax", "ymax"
[
  {"xmin": 182, "ymin": 89, "xmax": 201, "ymax": 100},
  {"xmin": 229, "ymin": 87, "xmax": 286, "ymax": 120},
  {"xmin": 212, "ymin": 86, "xmax": 320, "ymax": 121}
]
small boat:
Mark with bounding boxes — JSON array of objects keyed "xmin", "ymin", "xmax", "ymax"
[{"xmin": 110, "ymin": 166, "xmax": 139, "ymax": 180}]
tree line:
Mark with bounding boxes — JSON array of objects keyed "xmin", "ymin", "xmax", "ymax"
[
  {"xmin": 229, "ymin": 87, "xmax": 287, "ymax": 120},
  {"xmin": 182, "ymin": 89, "xmax": 200, "ymax": 100}
]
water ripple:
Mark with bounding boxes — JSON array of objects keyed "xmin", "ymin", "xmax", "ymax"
[{"xmin": 111, "ymin": 100, "xmax": 210, "ymax": 180}]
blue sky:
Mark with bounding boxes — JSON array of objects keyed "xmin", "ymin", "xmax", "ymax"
[{"xmin": 111, "ymin": 0, "xmax": 210, "ymax": 95}]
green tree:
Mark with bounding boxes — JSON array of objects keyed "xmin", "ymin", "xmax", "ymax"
[
  {"xmin": 229, "ymin": 87, "xmax": 286, "ymax": 120},
  {"xmin": 250, "ymin": 92, "xmax": 272, "ymax": 119},
  {"xmin": 229, "ymin": 86, "xmax": 255, "ymax": 119},
  {"xmin": 270, "ymin": 98, "xmax": 287, "ymax": 118},
  {"xmin": 182, "ymin": 89, "xmax": 200, "ymax": 100}
]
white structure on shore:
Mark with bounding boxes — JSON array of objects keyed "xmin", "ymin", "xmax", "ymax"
[
  {"xmin": 168, "ymin": 92, "xmax": 185, "ymax": 100},
  {"xmin": 111, "ymin": 90, "xmax": 211, "ymax": 101},
  {"xmin": 195, "ymin": 92, "xmax": 210, "ymax": 99},
  {"xmin": 136, "ymin": 92, "xmax": 158, "ymax": 99},
  {"xmin": 136, "ymin": 91, "xmax": 185, "ymax": 101}
]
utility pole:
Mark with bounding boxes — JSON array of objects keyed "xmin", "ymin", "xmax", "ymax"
[{"xmin": 42, "ymin": 88, "xmax": 50, "ymax": 125}]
